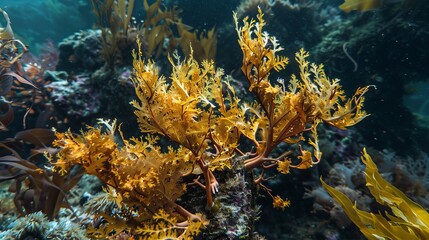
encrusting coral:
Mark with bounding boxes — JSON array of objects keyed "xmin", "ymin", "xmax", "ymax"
[{"xmin": 49, "ymin": 8, "xmax": 370, "ymax": 238}]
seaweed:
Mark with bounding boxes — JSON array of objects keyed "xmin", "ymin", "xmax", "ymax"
[
  {"xmin": 322, "ymin": 148, "xmax": 429, "ymax": 240},
  {"xmin": 51, "ymin": 9, "xmax": 370, "ymax": 238},
  {"xmin": 0, "ymin": 128, "xmax": 83, "ymax": 220},
  {"xmin": 90, "ymin": 0, "xmax": 136, "ymax": 68}
]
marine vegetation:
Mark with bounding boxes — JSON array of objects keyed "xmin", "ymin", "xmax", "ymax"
[
  {"xmin": 0, "ymin": 8, "xmax": 35, "ymax": 98},
  {"xmin": 322, "ymin": 149, "xmax": 429, "ymax": 240},
  {"xmin": 141, "ymin": 0, "xmax": 217, "ymax": 61},
  {"xmin": 0, "ymin": 128, "xmax": 84, "ymax": 220},
  {"xmin": 234, "ymin": 8, "xmax": 370, "ymax": 206},
  {"xmin": 339, "ymin": 0, "xmax": 384, "ymax": 12},
  {"xmin": 140, "ymin": 0, "xmax": 179, "ymax": 58},
  {"xmin": 0, "ymin": 8, "xmax": 83, "ymax": 224},
  {"xmin": 90, "ymin": 0, "xmax": 218, "ymax": 68},
  {"xmin": 0, "ymin": 8, "xmax": 41, "ymax": 131},
  {"xmin": 339, "ymin": 0, "xmax": 411, "ymax": 13},
  {"xmin": 50, "ymin": 8, "xmax": 370, "ymax": 239},
  {"xmin": 90, "ymin": 0, "xmax": 136, "ymax": 68}
]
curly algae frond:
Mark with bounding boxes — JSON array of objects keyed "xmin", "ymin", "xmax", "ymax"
[
  {"xmin": 51, "ymin": 119, "xmax": 203, "ymax": 238},
  {"xmin": 131, "ymin": 36, "xmax": 248, "ymax": 208},
  {"xmin": 234, "ymin": 7, "xmax": 370, "ymax": 206},
  {"xmin": 50, "ymin": 8, "xmax": 370, "ymax": 239}
]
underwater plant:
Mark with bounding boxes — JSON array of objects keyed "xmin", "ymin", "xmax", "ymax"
[
  {"xmin": 0, "ymin": 9, "xmax": 28, "ymax": 74},
  {"xmin": 5, "ymin": 40, "xmax": 60, "ymax": 129},
  {"xmin": 90, "ymin": 0, "xmax": 136, "ymax": 68},
  {"xmin": 0, "ymin": 11, "xmax": 82, "ymax": 221},
  {"xmin": 234, "ymin": 8, "xmax": 370, "ymax": 207},
  {"xmin": 141, "ymin": 0, "xmax": 217, "ymax": 61},
  {"xmin": 0, "ymin": 8, "xmax": 36, "ymax": 105},
  {"xmin": 177, "ymin": 20, "xmax": 217, "ymax": 61},
  {"xmin": 90, "ymin": 0, "xmax": 218, "ymax": 68},
  {"xmin": 339, "ymin": 0, "xmax": 384, "ymax": 12},
  {"xmin": 50, "ymin": 8, "xmax": 370, "ymax": 238},
  {"xmin": 0, "ymin": 128, "xmax": 84, "ymax": 220},
  {"xmin": 322, "ymin": 149, "xmax": 429, "ymax": 240},
  {"xmin": 141, "ymin": 0, "xmax": 180, "ymax": 59},
  {"xmin": 0, "ymin": 8, "xmax": 43, "ymax": 131}
]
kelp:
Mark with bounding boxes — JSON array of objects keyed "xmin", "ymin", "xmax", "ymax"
[
  {"xmin": 90, "ymin": 0, "xmax": 217, "ymax": 62},
  {"xmin": 90, "ymin": 0, "xmax": 136, "ymax": 68},
  {"xmin": 142, "ymin": 0, "xmax": 180, "ymax": 58},
  {"xmin": 0, "ymin": 8, "xmax": 77, "ymax": 222},
  {"xmin": 322, "ymin": 148, "xmax": 429, "ymax": 240},
  {"xmin": 0, "ymin": 8, "xmax": 32, "ymax": 89},
  {"xmin": 339, "ymin": 0, "xmax": 383, "ymax": 13},
  {"xmin": 0, "ymin": 129, "xmax": 83, "ymax": 220},
  {"xmin": 177, "ymin": 21, "xmax": 217, "ymax": 61},
  {"xmin": 0, "ymin": 101, "xmax": 14, "ymax": 131},
  {"xmin": 0, "ymin": 8, "xmax": 37, "ymax": 130}
]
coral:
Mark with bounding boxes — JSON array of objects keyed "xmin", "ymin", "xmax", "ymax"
[
  {"xmin": 57, "ymin": 30, "xmax": 104, "ymax": 72},
  {"xmin": 317, "ymin": 126, "xmax": 363, "ymax": 163},
  {"xmin": 45, "ymin": 72, "xmax": 101, "ymax": 119},
  {"xmin": 0, "ymin": 211, "xmax": 87, "ymax": 239},
  {"xmin": 1, "ymin": 212, "xmax": 49, "ymax": 239},
  {"xmin": 304, "ymin": 184, "xmax": 371, "ymax": 229},
  {"xmin": 322, "ymin": 149, "xmax": 429, "ymax": 240}
]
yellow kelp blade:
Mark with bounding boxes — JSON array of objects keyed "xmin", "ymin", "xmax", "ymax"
[
  {"xmin": 321, "ymin": 179, "xmax": 419, "ymax": 240},
  {"xmin": 360, "ymin": 148, "xmax": 429, "ymax": 236},
  {"xmin": 321, "ymin": 148, "xmax": 429, "ymax": 240},
  {"xmin": 339, "ymin": 0, "xmax": 383, "ymax": 13}
]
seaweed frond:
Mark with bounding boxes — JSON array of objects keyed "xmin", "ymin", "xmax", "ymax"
[
  {"xmin": 234, "ymin": 7, "xmax": 370, "ymax": 208},
  {"xmin": 178, "ymin": 21, "xmax": 217, "ymax": 61},
  {"xmin": 234, "ymin": 8, "xmax": 370, "ymax": 165},
  {"xmin": 136, "ymin": 209, "xmax": 207, "ymax": 240},
  {"xmin": 51, "ymin": 119, "xmax": 200, "ymax": 237},
  {"xmin": 131, "ymin": 36, "xmax": 246, "ymax": 206},
  {"xmin": 322, "ymin": 149, "xmax": 429, "ymax": 240},
  {"xmin": 142, "ymin": 0, "xmax": 180, "ymax": 58}
]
